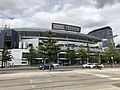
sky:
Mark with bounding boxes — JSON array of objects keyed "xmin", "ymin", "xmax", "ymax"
[{"xmin": 0, "ymin": 0, "xmax": 120, "ymax": 44}]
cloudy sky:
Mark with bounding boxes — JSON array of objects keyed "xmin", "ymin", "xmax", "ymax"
[{"xmin": 0, "ymin": 0, "xmax": 120, "ymax": 44}]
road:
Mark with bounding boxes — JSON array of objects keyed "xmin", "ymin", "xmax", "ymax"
[{"xmin": 0, "ymin": 68, "xmax": 120, "ymax": 90}]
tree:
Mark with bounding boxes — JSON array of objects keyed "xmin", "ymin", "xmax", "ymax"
[
  {"xmin": 26, "ymin": 46, "xmax": 36, "ymax": 66},
  {"xmin": 65, "ymin": 45, "xmax": 76, "ymax": 65},
  {"xmin": 1, "ymin": 45, "xmax": 12, "ymax": 68},
  {"xmin": 76, "ymin": 45, "xmax": 88, "ymax": 64},
  {"xmin": 37, "ymin": 31, "xmax": 60, "ymax": 64},
  {"xmin": 92, "ymin": 52, "xmax": 100, "ymax": 63},
  {"xmin": 102, "ymin": 43, "xmax": 120, "ymax": 67}
]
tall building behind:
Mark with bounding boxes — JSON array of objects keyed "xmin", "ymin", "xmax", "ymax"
[
  {"xmin": 88, "ymin": 26, "xmax": 114, "ymax": 47},
  {"xmin": 0, "ymin": 28, "xmax": 19, "ymax": 49}
]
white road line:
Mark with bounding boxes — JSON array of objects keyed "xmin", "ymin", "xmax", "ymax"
[
  {"xmin": 82, "ymin": 72, "xmax": 111, "ymax": 78},
  {"xmin": 85, "ymin": 73, "xmax": 120, "ymax": 81},
  {"xmin": 92, "ymin": 74, "xmax": 111, "ymax": 78},
  {"xmin": 109, "ymin": 78, "xmax": 120, "ymax": 80},
  {"xmin": 26, "ymin": 74, "xmax": 35, "ymax": 89}
]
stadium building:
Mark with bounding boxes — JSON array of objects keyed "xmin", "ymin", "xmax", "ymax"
[
  {"xmin": 88, "ymin": 26, "xmax": 114, "ymax": 47},
  {"xmin": 0, "ymin": 23, "xmax": 103, "ymax": 66}
]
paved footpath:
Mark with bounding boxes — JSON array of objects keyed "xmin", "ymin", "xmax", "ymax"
[{"xmin": 0, "ymin": 68, "xmax": 120, "ymax": 90}]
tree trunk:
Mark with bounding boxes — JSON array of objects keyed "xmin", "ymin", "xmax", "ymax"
[
  {"xmin": 111, "ymin": 60, "xmax": 113, "ymax": 68},
  {"xmin": 43, "ymin": 58, "xmax": 46, "ymax": 71},
  {"xmin": 1, "ymin": 60, "xmax": 4, "ymax": 68},
  {"xmin": 69, "ymin": 60, "xmax": 72, "ymax": 65},
  {"xmin": 49, "ymin": 58, "xmax": 51, "ymax": 71},
  {"xmin": 44, "ymin": 58, "xmax": 46, "ymax": 65}
]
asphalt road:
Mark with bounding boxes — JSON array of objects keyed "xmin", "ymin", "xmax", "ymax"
[{"xmin": 0, "ymin": 68, "xmax": 120, "ymax": 90}]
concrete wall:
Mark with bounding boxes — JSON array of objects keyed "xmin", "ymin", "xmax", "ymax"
[
  {"xmin": 21, "ymin": 38, "xmax": 39, "ymax": 49},
  {"xmin": 8, "ymin": 49, "xmax": 29, "ymax": 66}
]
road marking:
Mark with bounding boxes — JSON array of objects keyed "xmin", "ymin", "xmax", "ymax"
[
  {"xmin": 82, "ymin": 72, "xmax": 111, "ymax": 78},
  {"xmin": 85, "ymin": 73, "xmax": 120, "ymax": 81},
  {"xmin": 109, "ymin": 78, "xmax": 120, "ymax": 80},
  {"xmin": 26, "ymin": 74, "xmax": 35, "ymax": 89},
  {"xmin": 92, "ymin": 74, "xmax": 111, "ymax": 78}
]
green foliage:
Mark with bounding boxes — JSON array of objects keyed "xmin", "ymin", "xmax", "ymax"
[
  {"xmin": 1, "ymin": 46, "xmax": 12, "ymax": 67},
  {"xmin": 65, "ymin": 45, "xmax": 76, "ymax": 65},
  {"xmin": 76, "ymin": 45, "xmax": 88, "ymax": 64},
  {"xmin": 92, "ymin": 52, "xmax": 100, "ymax": 63},
  {"xmin": 102, "ymin": 43, "xmax": 120, "ymax": 64},
  {"xmin": 37, "ymin": 31, "xmax": 60, "ymax": 64},
  {"xmin": 94, "ymin": 64, "xmax": 102, "ymax": 69},
  {"xmin": 27, "ymin": 46, "xmax": 36, "ymax": 66}
]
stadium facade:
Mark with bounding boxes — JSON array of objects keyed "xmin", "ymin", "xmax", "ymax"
[
  {"xmin": 88, "ymin": 26, "xmax": 114, "ymax": 47},
  {"xmin": 0, "ymin": 23, "xmax": 111, "ymax": 66}
]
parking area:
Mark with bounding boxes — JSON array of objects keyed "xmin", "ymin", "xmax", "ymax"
[{"xmin": 0, "ymin": 68, "xmax": 120, "ymax": 90}]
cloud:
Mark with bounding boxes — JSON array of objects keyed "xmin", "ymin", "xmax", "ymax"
[
  {"xmin": 51, "ymin": 4, "xmax": 106, "ymax": 29},
  {"xmin": 0, "ymin": 0, "xmax": 120, "ymax": 44},
  {"xmin": 0, "ymin": 0, "xmax": 45, "ymax": 18},
  {"xmin": 94, "ymin": 0, "xmax": 115, "ymax": 9},
  {"xmin": 94, "ymin": 0, "xmax": 120, "ymax": 9}
]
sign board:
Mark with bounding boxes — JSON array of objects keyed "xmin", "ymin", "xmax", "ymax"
[{"xmin": 52, "ymin": 23, "xmax": 81, "ymax": 32}]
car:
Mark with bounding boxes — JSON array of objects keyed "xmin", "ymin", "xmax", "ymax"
[
  {"xmin": 39, "ymin": 63, "xmax": 54, "ymax": 70},
  {"xmin": 82, "ymin": 63, "xmax": 104, "ymax": 68},
  {"xmin": 96, "ymin": 63, "xmax": 104, "ymax": 68},
  {"xmin": 0, "ymin": 65, "xmax": 5, "ymax": 68},
  {"xmin": 51, "ymin": 63, "xmax": 59, "ymax": 67},
  {"xmin": 63, "ymin": 62, "xmax": 70, "ymax": 66},
  {"xmin": 82, "ymin": 63, "xmax": 95, "ymax": 68}
]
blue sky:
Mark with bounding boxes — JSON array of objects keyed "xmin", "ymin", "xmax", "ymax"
[{"xmin": 0, "ymin": 0, "xmax": 120, "ymax": 44}]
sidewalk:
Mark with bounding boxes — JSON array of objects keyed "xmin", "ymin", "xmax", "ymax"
[
  {"xmin": 0, "ymin": 66, "xmax": 39, "ymax": 71},
  {"xmin": 1, "ymin": 65, "xmax": 120, "ymax": 71}
]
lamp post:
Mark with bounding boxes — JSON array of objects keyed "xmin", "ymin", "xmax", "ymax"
[{"xmin": 111, "ymin": 56, "xmax": 114, "ymax": 68}]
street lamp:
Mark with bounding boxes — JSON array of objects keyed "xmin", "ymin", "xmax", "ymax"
[{"xmin": 111, "ymin": 56, "xmax": 114, "ymax": 68}]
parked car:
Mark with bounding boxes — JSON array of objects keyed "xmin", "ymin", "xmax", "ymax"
[
  {"xmin": 63, "ymin": 62, "xmax": 70, "ymax": 66},
  {"xmin": 82, "ymin": 63, "xmax": 104, "ymax": 68},
  {"xmin": 51, "ymin": 63, "xmax": 59, "ymax": 67},
  {"xmin": 0, "ymin": 66, "xmax": 5, "ymax": 68},
  {"xmin": 39, "ymin": 63, "xmax": 54, "ymax": 70}
]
